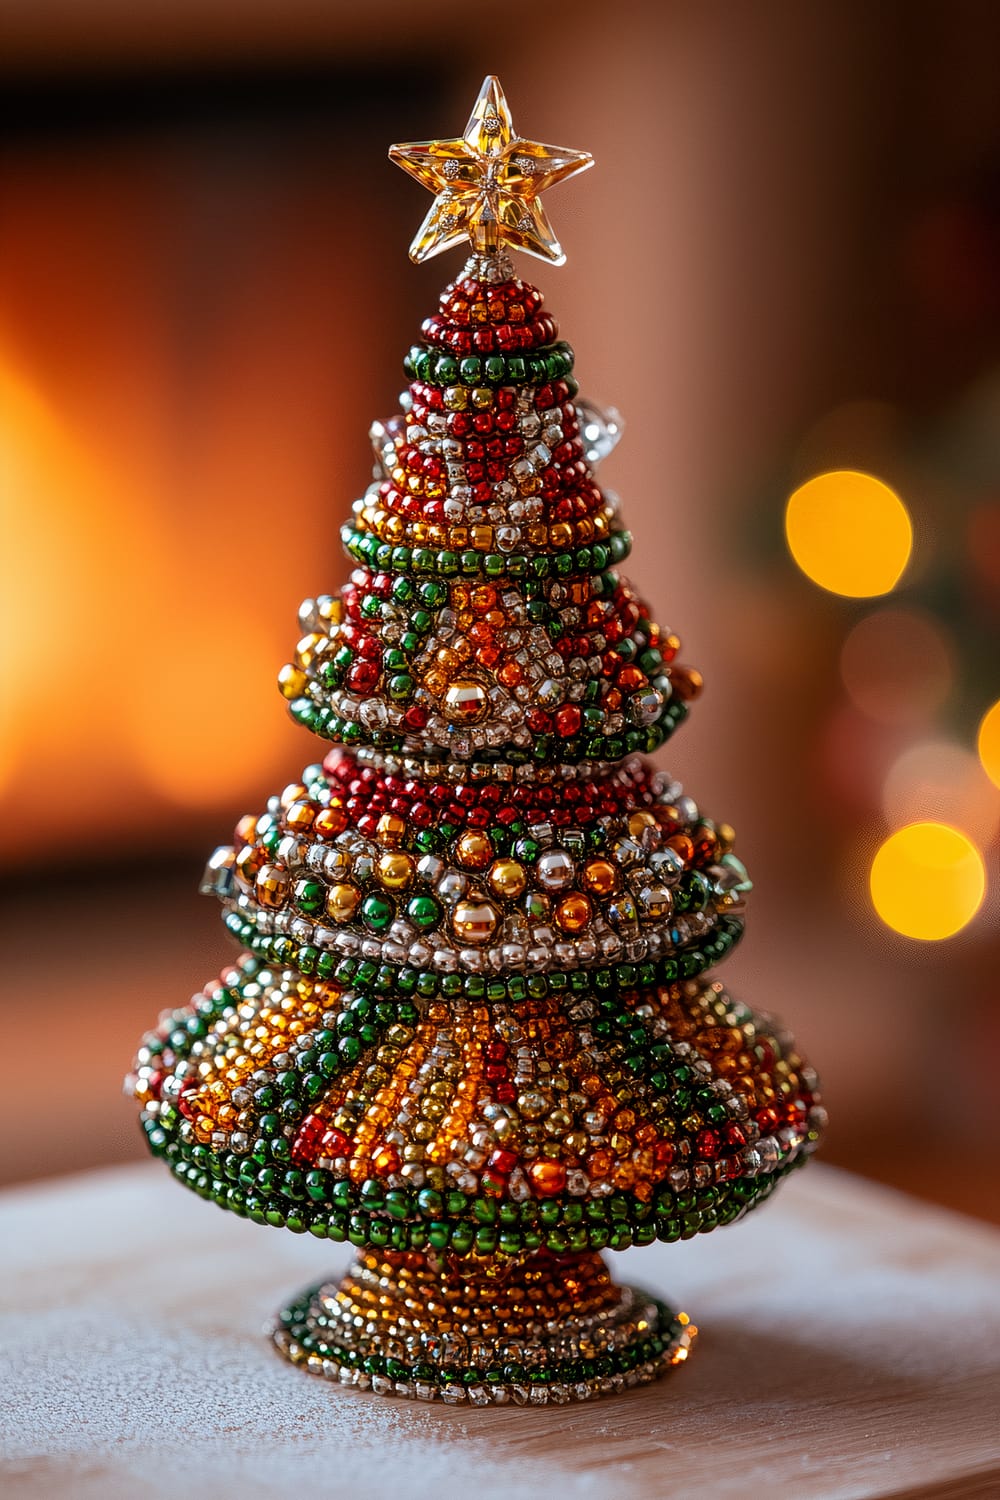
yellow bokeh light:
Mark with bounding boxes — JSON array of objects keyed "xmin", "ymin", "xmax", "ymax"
[
  {"xmin": 785, "ymin": 469, "xmax": 913, "ymax": 597},
  {"xmin": 870, "ymin": 821, "xmax": 985, "ymax": 941},
  {"xmin": 977, "ymin": 700, "xmax": 1000, "ymax": 791}
]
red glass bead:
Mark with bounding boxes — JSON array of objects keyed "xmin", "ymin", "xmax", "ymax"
[
  {"xmin": 176, "ymin": 1079, "xmax": 199, "ymax": 1120},
  {"xmin": 652, "ymin": 1141, "xmax": 675, "ymax": 1173},
  {"xmin": 554, "ymin": 704, "xmax": 582, "ymax": 737},
  {"xmin": 318, "ymin": 1126, "xmax": 349, "ymax": 1159},
  {"xmin": 488, "ymin": 1148, "xmax": 519, "ymax": 1174},
  {"xmin": 755, "ymin": 1040, "xmax": 777, "ymax": 1070},
  {"xmin": 347, "ymin": 661, "xmax": 379, "ymax": 693},
  {"xmin": 291, "ymin": 1114, "xmax": 326, "ymax": 1165}
]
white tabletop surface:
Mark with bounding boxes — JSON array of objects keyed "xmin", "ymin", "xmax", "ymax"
[{"xmin": 2, "ymin": 1162, "xmax": 999, "ymax": 1500}]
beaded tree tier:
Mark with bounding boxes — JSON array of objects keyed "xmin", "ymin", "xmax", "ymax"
[{"xmin": 128, "ymin": 78, "xmax": 826, "ymax": 1409}]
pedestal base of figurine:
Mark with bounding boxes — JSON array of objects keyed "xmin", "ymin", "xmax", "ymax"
[{"xmin": 269, "ymin": 1247, "xmax": 695, "ymax": 1406}]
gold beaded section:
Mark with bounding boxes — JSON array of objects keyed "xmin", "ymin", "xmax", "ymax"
[
  {"xmin": 153, "ymin": 971, "xmax": 344, "ymax": 1149},
  {"xmin": 132, "ymin": 968, "xmax": 820, "ymax": 1205},
  {"xmin": 354, "ymin": 494, "xmax": 617, "ymax": 555},
  {"xmin": 271, "ymin": 1249, "xmax": 695, "ymax": 1406}
]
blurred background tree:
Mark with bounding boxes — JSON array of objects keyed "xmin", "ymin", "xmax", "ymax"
[{"xmin": 1, "ymin": 0, "xmax": 997, "ymax": 1221}]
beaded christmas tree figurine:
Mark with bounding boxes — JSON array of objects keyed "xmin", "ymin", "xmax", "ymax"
[{"xmin": 128, "ymin": 78, "xmax": 826, "ymax": 1408}]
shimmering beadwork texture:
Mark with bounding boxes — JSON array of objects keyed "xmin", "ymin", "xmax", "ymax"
[{"xmin": 128, "ymin": 77, "xmax": 825, "ymax": 1409}]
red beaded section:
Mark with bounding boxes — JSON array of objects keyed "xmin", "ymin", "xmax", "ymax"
[
  {"xmin": 279, "ymin": 755, "xmax": 705, "ymax": 850},
  {"xmin": 419, "ymin": 275, "xmax": 555, "ymax": 355}
]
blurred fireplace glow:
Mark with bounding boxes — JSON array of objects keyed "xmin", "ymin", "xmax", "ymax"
[
  {"xmin": 0, "ymin": 128, "xmax": 398, "ymax": 867},
  {"xmin": 1, "ymin": 347, "xmax": 136, "ymax": 805},
  {"xmin": 0, "ymin": 342, "xmax": 295, "ymax": 850},
  {"xmin": 129, "ymin": 613, "xmax": 289, "ymax": 808}
]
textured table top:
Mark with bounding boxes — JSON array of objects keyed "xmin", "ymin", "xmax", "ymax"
[{"xmin": 2, "ymin": 1162, "xmax": 998, "ymax": 1500}]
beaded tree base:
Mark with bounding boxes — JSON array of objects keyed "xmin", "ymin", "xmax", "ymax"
[{"xmin": 269, "ymin": 1247, "xmax": 695, "ymax": 1406}]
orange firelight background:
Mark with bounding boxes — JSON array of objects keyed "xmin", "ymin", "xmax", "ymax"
[{"xmin": 2, "ymin": 0, "xmax": 998, "ymax": 1222}]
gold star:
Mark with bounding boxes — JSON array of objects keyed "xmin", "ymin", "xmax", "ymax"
[{"xmin": 389, "ymin": 76, "xmax": 594, "ymax": 266}]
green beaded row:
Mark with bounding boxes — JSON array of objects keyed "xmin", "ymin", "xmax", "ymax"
[
  {"xmin": 222, "ymin": 909, "xmax": 744, "ymax": 997},
  {"xmin": 277, "ymin": 1287, "xmax": 684, "ymax": 1389},
  {"xmin": 403, "ymin": 341, "xmax": 575, "ymax": 389},
  {"xmin": 339, "ymin": 524, "xmax": 633, "ymax": 579},
  {"xmin": 148, "ymin": 1116, "xmax": 795, "ymax": 1254}
]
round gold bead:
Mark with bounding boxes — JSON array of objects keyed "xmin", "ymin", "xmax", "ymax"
[
  {"xmin": 582, "ymin": 858, "xmax": 617, "ymax": 896},
  {"xmin": 627, "ymin": 810, "xmax": 658, "ymax": 838},
  {"xmin": 455, "ymin": 830, "xmax": 493, "ymax": 870},
  {"xmin": 294, "ymin": 632, "xmax": 324, "ymax": 668},
  {"xmin": 235, "ymin": 843, "xmax": 265, "ymax": 886},
  {"xmin": 255, "ymin": 865, "xmax": 289, "ymax": 909},
  {"xmin": 376, "ymin": 812, "xmax": 407, "ymax": 845},
  {"xmin": 326, "ymin": 883, "xmax": 361, "ymax": 922},
  {"xmin": 277, "ymin": 663, "xmax": 307, "ymax": 700},
  {"xmin": 489, "ymin": 858, "xmax": 527, "ymax": 900},
  {"xmin": 554, "ymin": 892, "xmax": 592, "ymax": 933},
  {"xmin": 444, "ymin": 677, "xmax": 490, "ymax": 724},
  {"xmin": 377, "ymin": 851, "xmax": 414, "ymax": 890},
  {"xmin": 451, "ymin": 899, "xmax": 499, "ymax": 945}
]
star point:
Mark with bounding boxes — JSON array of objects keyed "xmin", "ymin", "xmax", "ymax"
[{"xmin": 389, "ymin": 76, "xmax": 593, "ymax": 266}]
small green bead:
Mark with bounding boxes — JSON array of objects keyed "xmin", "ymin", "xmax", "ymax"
[
  {"xmin": 305, "ymin": 1170, "xmax": 329, "ymax": 1202},
  {"xmin": 338, "ymin": 1035, "xmax": 363, "ymax": 1064},
  {"xmin": 406, "ymin": 894, "xmax": 441, "ymax": 929},
  {"xmin": 360, "ymin": 892, "xmax": 394, "ymax": 932}
]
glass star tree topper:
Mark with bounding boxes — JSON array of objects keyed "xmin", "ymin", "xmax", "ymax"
[{"xmin": 128, "ymin": 77, "xmax": 826, "ymax": 1408}]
